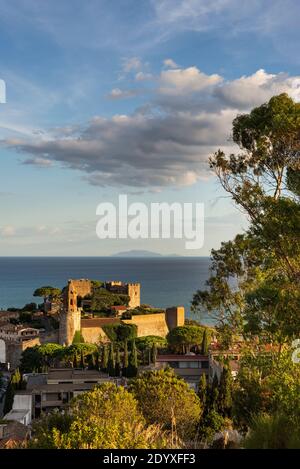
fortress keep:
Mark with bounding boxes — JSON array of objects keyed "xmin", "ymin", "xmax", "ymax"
[{"xmin": 59, "ymin": 278, "xmax": 183, "ymax": 345}]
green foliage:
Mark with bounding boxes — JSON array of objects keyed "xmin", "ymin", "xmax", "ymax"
[
  {"xmin": 218, "ymin": 365, "xmax": 233, "ymax": 417},
  {"xmin": 80, "ymin": 350, "xmax": 85, "ymax": 369},
  {"xmin": 115, "ymin": 347, "xmax": 121, "ymax": 377},
  {"xmin": 130, "ymin": 368, "xmax": 202, "ymax": 439},
  {"xmin": 197, "ymin": 370, "xmax": 233, "ymax": 442},
  {"xmin": 151, "ymin": 343, "xmax": 157, "ymax": 364},
  {"xmin": 103, "ymin": 323, "xmax": 137, "ymax": 344},
  {"xmin": 123, "ymin": 341, "xmax": 129, "ymax": 376},
  {"xmin": 167, "ymin": 325, "xmax": 206, "ymax": 353},
  {"xmin": 287, "ymin": 166, "xmax": 300, "ymax": 196},
  {"xmin": 127, "ymin": 340, "xmax": 138, "ymax": 378},
  {"xmin": 3, "ymin": 368, "xmax": 24, "ymax": 414},
  {"xmin": 20, "ymin": 342, "xmax": 98, "ymax": 372},
  {"xmin": 72, "ymin": 353, "xmax": 78, "ymax": 368},
  {"xmin": 66, "ymin": 343, "xmax": 98, "ymax": 359},
  {"xmin": 91, "ymin": 287, "xmax": 129, "ymax": 312},
  {"xmin": 72, "ymin": 330, "xmax": 85, "ymax": 344},
  {"xmin": 135, "ymin": 335, "xmax": 167, "ymax": 351},
  {"xmin": 128, "ymin": 305, "xmax": 165, "ymax": 316},
  {"xmin": 29, "ymin": 383, "xmax": 172, "ymax": 449},
  {"xmin": 107, "ymin": 343, "xmax": 116, "ymax": 376},
  {"xmin": 33, "ymin": 286, "xmax": 61, "ymax": 299},
  {"xmin": 101, "ymin": 345, "xmax": 109, "ymax": 372},
  {"xmin": 244, "ymin": 413, "xmax": 300, "ymax": 449},
  {"xmin": 91, "ymin": 280, "xmax": 104, "ymax": 289},
  {"xmin": 193, "ymin": 94, "xmax": 300, "ymax": 347},
  {"xmin": 201, "ymin": 409, "xmax": 231, "ymax": 444},
  {"xmin": 3, "ymin": 381, "xmax": 14, "ymax": 414},
  {"xmin": 198, "ymin": 374, "xmax": 207, "ymax": 408},
  {"xmin": 201, "ymin": 329, "xmax": 209, "ymax": 355},
  {"xmin": 233, "ymin": 348, "xmax": 300, "ymax": 428},
  {"xmin": 21, "ymin": 302, "xmax": 37, "ymax": 312}
]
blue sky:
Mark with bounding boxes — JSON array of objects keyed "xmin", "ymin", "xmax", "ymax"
[{"xmin": 0, "ymin": 0, "xmax": 300, "ymax": 256}]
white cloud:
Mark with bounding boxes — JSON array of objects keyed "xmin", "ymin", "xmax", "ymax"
[
  {"xmin": 163, "ymin": 58, "xmax": 179, "ymax": 69},
  {"xmin": 4, "ymin": 66, "xmax": 300, "ymax": 190},
  {"xmin": 107, "ymin": 88, "xmax": 139, "ymax": 100},
  {"xmin": 1, "ymin": 225, "xmax": 16, "ymax": 237},
  {"xmin": 135, "ymin": 71, "xmax": 153, "ymax": 81},
  {"xmin": 158, "ymin": 67, "xmax": 222, "ymax": 95},
  {"xmin": 22, "ymin": 157, "xmax": 53, "ymax": 167},
  {"xmin": 215, "ymin": 69, "xmax": 300, "ymax": 109},
  {"xmin": 122, "ymin": 57, "xmax": 142, "ymax": 72}
]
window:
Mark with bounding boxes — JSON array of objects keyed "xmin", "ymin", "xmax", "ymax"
[
  {"xmin": 179, "ymin": 361, "xmax": 201, "ymax": 369},
  {"xmin": 166, "ymin": 361, "xmax": 179, "ymax": 368}
]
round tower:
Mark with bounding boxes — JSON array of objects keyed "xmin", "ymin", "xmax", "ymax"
[{"xmin": 59, "ymin": 280, "xmax": 81, "ymax": 345}]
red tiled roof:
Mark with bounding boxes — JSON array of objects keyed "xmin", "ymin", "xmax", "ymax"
[{"xmin": 157, "ymin": 354, "xmax": 208, "ymax": 361}]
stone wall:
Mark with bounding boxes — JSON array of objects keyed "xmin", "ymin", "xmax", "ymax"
[
  {"xmin": 69, "ymin": 279, "xmax": 92, "ymax": 299},
  {"xmin": 123, "ymin": 313, "xmax": 169, "ymax": 338},
  {"xmin": 81, "ymin": 326, "xmax": 108, "ymax": 344},
  {"xmin": 39, "ymin": 330, "xmax": 59, "ymax": 344},
  {"xmin": 6, "ymin": 337, "xmax": 41, "ymax": 369},
  {"xmin": 59, "ymin": 309, "xmax": 81, "ymax": 346},
  {"xmin": 127, "ymin": 283, "xmax": 140, "ymax": 308},
  {"xmin": 166, "ymin": 306, "xmax": 185, "ymax": 330}
]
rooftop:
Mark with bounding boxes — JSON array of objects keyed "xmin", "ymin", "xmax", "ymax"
[
  {"xmin": 3, "ymin": 410, "xmax": 30, "ymax": 422},
  {"xmin": 157, "ymin": 354, "xmax": 208, "ymax": 361}
]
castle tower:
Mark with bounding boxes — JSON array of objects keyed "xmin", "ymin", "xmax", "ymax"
[
  {"xmin": 166, "ymin": 306, "xmax": 185, "ymax": 330},
  {"xmin": 127, "ymin": 283, "xmax": 140, "ymax": 308},
  {"xmin": 59, "ymin": 309, "xmax": 81, "ymax": 346},
  {"xmin": 59, "ymin": 280, "xmax": 83, "ymax": 345}
]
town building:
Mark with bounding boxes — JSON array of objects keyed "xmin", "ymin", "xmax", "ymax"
[
  {"xmin": 0, "ymin": 324, "xmax": 40, "ymax": 369},
  {"xmin": 155, "ymin": 353, "xmax": 209, "ymax": 391},
  {"xmin": 11, "ymin": 368, "xmax": 123, "ymax": 421}
]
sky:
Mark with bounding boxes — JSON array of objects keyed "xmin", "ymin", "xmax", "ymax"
[{"xmin": 0, "ymin": 0, "xmax": 300, "ymax": 256}]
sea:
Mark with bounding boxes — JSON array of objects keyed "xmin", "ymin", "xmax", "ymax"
[{"xmin": 0, "ymin": 257, "xmax": 213, "ymax": 324}]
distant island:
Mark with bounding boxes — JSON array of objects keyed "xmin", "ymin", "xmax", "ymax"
[
  {"xmin": 112, "ymin": 250, "xmax": 181, "ymax": 258},
  {"xmin": 112, "ymin": 250, "xmax": 162, "ymax": 258}
]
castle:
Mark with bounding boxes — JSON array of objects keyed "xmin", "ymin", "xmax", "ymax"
[{"xmin": 59, "ymin": 279, "xmax": 184, "ymax": 346}]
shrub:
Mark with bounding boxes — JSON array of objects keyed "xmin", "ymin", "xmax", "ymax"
[{"xmin": 29, "ymin": 383, "xmax": 173, "ymax": 449}]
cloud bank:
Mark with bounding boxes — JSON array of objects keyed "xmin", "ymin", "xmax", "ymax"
[{"xmin": 4, "ymin": 66, "xmax": 300, "ymax": 189}]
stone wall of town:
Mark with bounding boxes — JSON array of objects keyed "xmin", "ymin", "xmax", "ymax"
[
  {"xmin": 81, "ymin": 325, "xmax": 109, "ymax": 344},
  {"xmin": 123, "ymin": 313, "xmax": 169, "ymax": 337},
  {"xmin": 6, "ymin": 337, "xmax": 41, "ymax": 369}
]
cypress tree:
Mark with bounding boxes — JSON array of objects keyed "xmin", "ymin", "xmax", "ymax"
[
  {"xmin": 198, "ymin": 373, "xmax": 207, "ymax": 408},
  {"xmin": 107, "ymin": 343, "xmax": 116, "ymax": 377},
  {"xmin": 115, "ymin": 347, "xmax": 121, "ymax": 377},
  {"xmin": 80, "ymin": 350, "xmax": 85, "ymax": 369},
  {"xmin": 11, "ymin": 368, "xmax": 21, "ymax": 390},
  {"xmin": 151, "ymin": 343, "xmax": 157, "ymax": 364},
  {"xmin": 209, "ymin": 373, "xmax": 219, "ymax": 411},
  {"xmin": 143, "ymin": 348, "xmax": 150, "ymax": 366},
  {"xmin": 73, "ymin": 353, "xmax": 78, "ymax": 368},
  {"xmin": 101, "ymin": 345, "xmax": 109, "ymax": 372},
  {"xmin": 201, "ymin": 329, "xmax": 209, "ymax": 355},
  {"xmin": 218, "ymin": 365, "xmax": 233, "ymax": 417},
  {"xmin": 127, "ymin": 340, "xmax": 138, "ymax": 378},
  {"xmin": 95, "ymin": 351, "xmax": 100, "ymax": 371},
  {"xmin": 3, "ymin": 380, "xmax": 15, "ymax": 414},
  {"xmin": 122, "ymin": 341, "xmax": 129, "ymax": 376}
]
